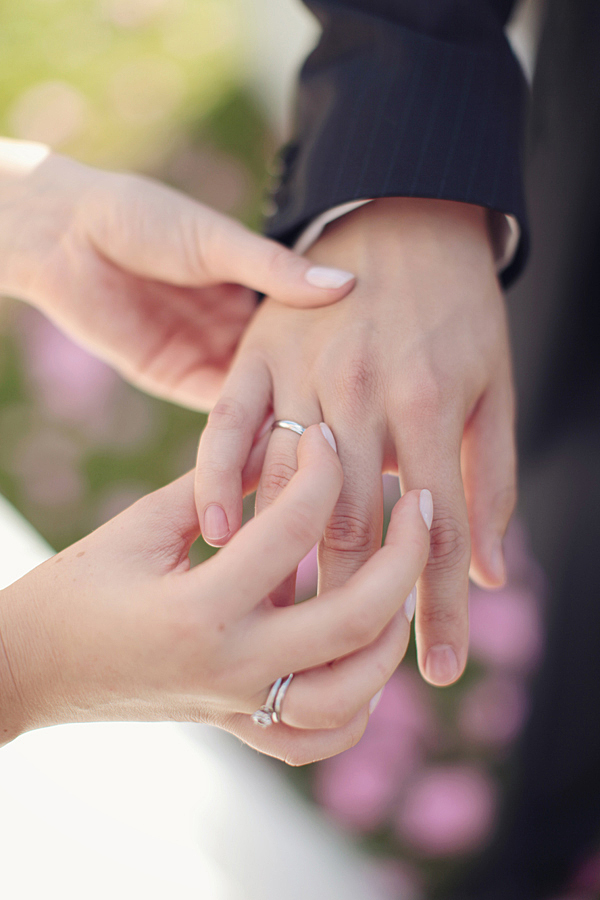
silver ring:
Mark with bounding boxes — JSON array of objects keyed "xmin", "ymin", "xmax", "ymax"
[
  {"xmin": 251, "ymin": 673, "xmax": 294, "ymax": 728},
  {"xmin": 272, "ymin": 420, "xmax": 305, "ymax": 436},
  {"xmin": 272, "ymin": 673, "xmax": 294, "ymax": 724},
  {"xmin": 251, "ymin": 677, "xmax": 282, "ymax": 728}
]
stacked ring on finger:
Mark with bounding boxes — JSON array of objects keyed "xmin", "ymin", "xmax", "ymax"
[
  {"xmin": 272, "ymin": 420, "xmax": 306, "ymax": 436},
  {"xmin": 252, "ymin": 673, "xmax": 294, "ymax": 727}
]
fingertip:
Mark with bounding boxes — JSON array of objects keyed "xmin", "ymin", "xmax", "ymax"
[
  {"xmin": 422, "ymin": 644, "xmax": 463, "ymax": 687},
  {"xmin": 201, "ymin": 503, "xmax": 232, "ymax": 547},
  {"xmin": 470, "ymin": 537, "xmax": 507, "ymax": 588},
  {"xmin": 274, "ymin": 259, "xmax": 356, "ymax": 308},
  {"xmin": 304, "ymin": 265, "xmax": 355, "ymax": 290}
]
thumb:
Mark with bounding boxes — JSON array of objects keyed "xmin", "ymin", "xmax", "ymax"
[
  {"xmin": 86, "ymin": 170, "xmax": 355, "ymax": 307},
  {"xmin": 202, "ymin": 214, "xmax": 356, "ymax": 307}
]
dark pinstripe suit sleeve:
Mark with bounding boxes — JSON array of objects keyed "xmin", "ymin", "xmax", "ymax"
[{"xmin": 266, "ymin": 0, "xmax": 528, "ymax": 286}]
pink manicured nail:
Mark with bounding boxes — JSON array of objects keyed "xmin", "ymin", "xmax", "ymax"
[
  {"xmin": 369, "ymin": 688, "xmax": 383, "ymax": 715},
  {"xmin": 319, "ymin": 423, "xmax": 337, "ymax": 452},
  {"xmin": 404, "ymin": 586, "xmax": 417, "ymax": 622},
  {"xmin": 203, "ymin": 504, "xmax": 229, "ymax": 542},
  {"xmin": 425, "ymin": 644, "xmax": 459, "ymax": 685},
  {"xmin": 419, "ymin": 489, "xmax": 433, "ymax": 530},
  {"xmin": 305, "ymin": 266, "xmax": 354, "ymax": 289}
]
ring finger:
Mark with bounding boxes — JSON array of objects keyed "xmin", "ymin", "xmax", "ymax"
[{"xmin": 255, "ymin": 396, "xmax": 323, "ymax": 607}]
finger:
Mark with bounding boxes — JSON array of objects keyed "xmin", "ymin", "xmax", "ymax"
[
  {"xmin": 317, "ymin": 425, "xmax": 384, "ymax": 593},
  {"xmin": 394, "ymin": 419, "xmax": 470, "ymax": 687},
  {"xmin": 255, "ymin": 489, "xmax": 430, "ymax": 675},
  {"xmin": 255, "ymin": 401, "xmax": 323, "ymax": 606},
  {"xmin": 205, "ymin": 424, "xmax": 342, "ymax": 612},
  {"xmin": 201, "ymin": 217, "xmax": 357, "ymax": 307},
  {"xmin": 92, "ymin": 173, "xmax": 356, "ymax": 306},
  {"xmin": 195, "ymin": 358, "xmax": 272, "ymax": 546},
  {"xmin": 282, "ymin": 608, "xmax": 411, "ymax": 730},
  {"xmin": 216, "ymin": 707, "xmax": 369, "ymax": 766},
  {"xmin": 462, "ymin": 370, "xmax": 517, "ymax": 588}
]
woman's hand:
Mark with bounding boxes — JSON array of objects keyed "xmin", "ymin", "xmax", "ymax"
[
  {"xmin": 0, "ymin": 139, "xmax": 354, "ymax": 411},
  {"xmin": 195, "ymin": 197, "xmax": 516, "ymax": 687},
  {"xmin": 0, "ymin": 425, "xmax": 431, "ymax": 765}
]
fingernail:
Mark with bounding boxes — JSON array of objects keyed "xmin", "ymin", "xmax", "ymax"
[
  {"xmin": 203, "ymin": 504, "xmax": 229, "ymax": 542},
  {"xmin": 305, "ymin": 266, "xmax": 354, "ymax": 289},
  {"xmin": 425, "ymin": 644, "xmax": 459, "ymax": 685},
  {"xmin": 490, "ymin": 538, "xmax": 506, "ymax": 583},
  {"xmin": 419, "ymin": 489, "xmax": 433, "ymax": 530},
  {"xmin": 319, "ymin": 422, "xmax": 337, "ymax": 452},
  {"xmin": 404, "ymin": 586, "xmax": 417, "ymax": 622},
  {"xmin": 369, "ymin": 688, "xmax": 383, "ymax": 715}
]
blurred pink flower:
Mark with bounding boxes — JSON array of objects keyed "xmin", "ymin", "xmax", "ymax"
[
  {"xmin": 469, "ymin": 585, "xmax": 543, "ymax": 671},
  {"xmin": 395, "ymin": 765, "xmax": 497, "ymax": 856},
  {"xmin": 314, "ymin": 671, "xmax": 435, "ymax": 832},
  {"xmin": 22, "ymin": 311, "xmax": 117, "ymax": 422},
  {"xmin": 458, "ymin": 675, "xmax": 529, "ymax": 747}
]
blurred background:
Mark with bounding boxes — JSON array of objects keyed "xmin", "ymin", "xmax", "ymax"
[{"xmin": 2, "ymin": 2, "xmax": 593, "ymax": 898}]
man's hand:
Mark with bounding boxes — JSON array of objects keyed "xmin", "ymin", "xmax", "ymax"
[
  {"xmin": 195, "ymin": 197, "xmax": 516, "ymax": 686},
  {"xmin": 0, "ymin": 139, "xmax": 355, "ymax": 411}
]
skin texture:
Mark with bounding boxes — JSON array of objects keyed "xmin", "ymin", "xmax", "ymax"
[
  {"xmin": 0, "ymin": 426, "xmax": 430, "ymax": 764},
  {"xmin": 0, "ymin": 140, "xmax": 355, "ymax": 411},
  {"xmin": 196, "ymin": 197, "xmax": 517, "ymax": 687}
]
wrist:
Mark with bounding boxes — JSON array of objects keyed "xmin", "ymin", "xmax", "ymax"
[
  {"xmin": 306, "ymin": 197, "xmax": 496, "ymax": 279},
  {"xmin": 0, "ymin": 585, "xmax": 31, "ymax": 745},
  {"xmin": 0, "ymin": 575, "xmax": 66, "ymax": 744}
]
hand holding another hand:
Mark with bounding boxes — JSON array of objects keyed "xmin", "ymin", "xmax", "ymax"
[
  {"xmin": 0, "ymin": 139, "xmax": 355, "ymax": 411},
  {"xmin": 0, "ymin": 425, "xmax": 431, "ymax": 763}
]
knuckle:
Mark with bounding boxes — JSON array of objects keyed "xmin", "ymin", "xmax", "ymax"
[
  {"xmin": 400, "ymin": 364, "xmax": 449, "ymax": 422},
  {"xmin": 324, "ymin": 506, "xmax": 377, "ymax": 555},
  {"xmin": 260, "ymin": 460, "xmax": 297, "ymax": 500},
  {"xmin": 332, "ymin": 354, "xmax": 378, "ymax": 411},
  {"xmin": 266, "ymin": 242, "xmax": 295, "ymax": 279},
  {"xmin": 418, "ymin": 601, "xmax": 463, "ymax": 634},
  {"xmin": 207, "ymin": 397, "xmax": 247, "ymax": 433},
  {"xmin": 427, "ymin": 510, "xmax": 470, "ymax": 574}
]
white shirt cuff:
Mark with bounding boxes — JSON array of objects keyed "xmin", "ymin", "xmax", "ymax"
[{"xmin": 295, "ymin": 200, "xmax": 521, "ymax": 276}]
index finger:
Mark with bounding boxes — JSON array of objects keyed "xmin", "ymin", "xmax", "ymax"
[{"xmin": 206, "ymin": 424, "xmax": 342, "ymax": 610}]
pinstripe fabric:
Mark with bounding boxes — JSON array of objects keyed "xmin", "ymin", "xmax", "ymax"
[{"xmin": 266, "ymin": 0, "xmax": 528, "ymax": 287}]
